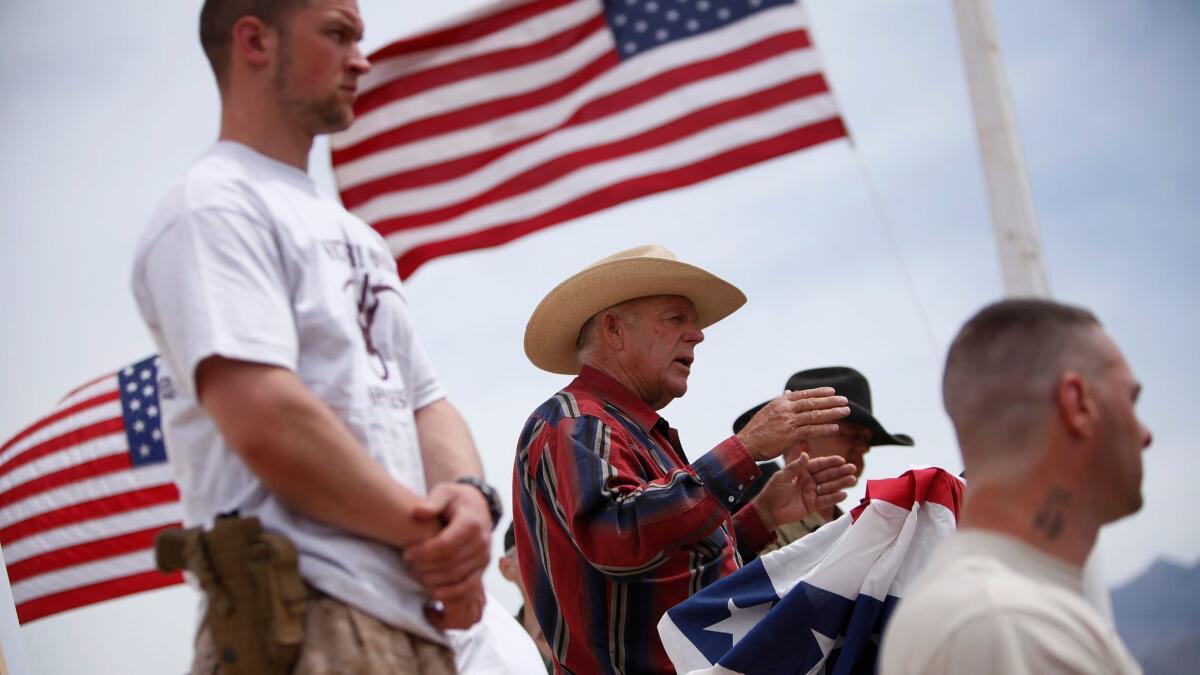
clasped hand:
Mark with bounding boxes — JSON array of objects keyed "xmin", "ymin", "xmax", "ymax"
[{"xmin": 404, "ymin": 482, "xmax": 492, "ymax": 630}]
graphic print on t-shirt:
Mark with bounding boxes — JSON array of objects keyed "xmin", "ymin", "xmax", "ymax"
[
  {"xmin": 325, "ymin": 230, "xmax": 406, "ymax": 382},
  {"xmin": 344, "ymin": 272, "xmax": 401, "ymax": 380}
]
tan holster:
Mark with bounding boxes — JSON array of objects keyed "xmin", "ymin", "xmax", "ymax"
[{"xmin": 156, "ymin": 515, "xmax": 308, "ymax": 675}]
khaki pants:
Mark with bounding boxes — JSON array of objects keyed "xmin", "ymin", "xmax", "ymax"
[{"xmin": 191, "ymin": 595, "xmax": 457, "ymax": 675}]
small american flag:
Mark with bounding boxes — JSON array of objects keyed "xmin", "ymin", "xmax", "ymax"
[
  {"xmin": 332, "ymin": 0, "xmax": 847, "ymax": 277},
  {"xmin": 0, "ymin": 355, "xmax": 183, "ymax": 623}
]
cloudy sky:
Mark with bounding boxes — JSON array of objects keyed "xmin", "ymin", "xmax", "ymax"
[{"xmin": 1, "ymin": 1, "xmax": 1196, "ymax": 673}]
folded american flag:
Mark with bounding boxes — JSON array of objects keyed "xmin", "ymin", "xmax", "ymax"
[
  {"xmin": 0, "ymin": 355, "xmax": 183, "ymax": 623},
  {"xmin": 658, "ymin": 468, "xmax": 963, "ymax": 675}
]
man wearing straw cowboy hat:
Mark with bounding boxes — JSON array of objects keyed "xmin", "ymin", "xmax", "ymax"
[
  {"xmin": 733, "ymin": 366, "xmax": 915, "ymax": 558},
  {"xmin": 512, "ymin": 245, "xmax": 859, "ymax": 674}
]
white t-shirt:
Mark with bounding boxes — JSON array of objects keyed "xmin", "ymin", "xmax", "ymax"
[
  {"xmin": 879, "ymin": 529, "xmax": 1141, "ymax": 675},
  {"xmin": 449, "ymin": 594, "xmax": 547, "ymax": 674},
  {"xmin": 131, "ymin": 141, "xmax": 448, "ymax": 643}
]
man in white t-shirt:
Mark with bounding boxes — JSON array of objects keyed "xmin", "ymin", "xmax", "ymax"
[
  {"xmin": 879, "ymin": 299, "xmax": 1150, "ymax": 675},
  {"xmin": 131, "ymin": 1, "xmax": 501, "ymax": 672}
]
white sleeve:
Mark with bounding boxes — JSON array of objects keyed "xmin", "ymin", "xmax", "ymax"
[
  {"xmin": 397, "ymin": 300, "xmax": 446, "ymax": 411},
  {"xmin": 138, "ymin": 206, "xmax": 298, "ymax": 399}
]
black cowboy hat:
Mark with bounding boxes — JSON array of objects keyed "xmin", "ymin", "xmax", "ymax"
[
  {"xmin": 732, "ymin": 366, "xmax": 914, "ymax": 447},
  {"xmin": 503, "ymin": 522, "xmax": 516, "ymax": 553}
]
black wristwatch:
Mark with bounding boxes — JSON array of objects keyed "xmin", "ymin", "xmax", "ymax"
[{"xmin": 455, "ymin": 476, "xmax": 502, "ymax": 531}]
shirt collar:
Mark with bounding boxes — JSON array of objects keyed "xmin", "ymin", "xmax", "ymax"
[{"xmin": 574, "ymin": 366, "xmax": 663, "ymax": 433}]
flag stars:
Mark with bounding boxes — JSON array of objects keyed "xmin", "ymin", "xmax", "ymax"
[
  {"xmin": 606, "ymin": 0, "xmax": 775, "ymax": 58},
  {"xmin": 119, "ymin": 356, "xmax": 167, "ymax": 467},
  {"xmin": 704, "ymin": 597, "xmax": 775, "ymax": 647}
]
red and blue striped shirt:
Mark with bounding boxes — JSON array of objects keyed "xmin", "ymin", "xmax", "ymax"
[{"xmin": 513, "ymin": 366, "xmax": 773, "ymax": 674}]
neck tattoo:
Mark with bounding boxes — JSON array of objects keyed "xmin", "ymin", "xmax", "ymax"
[{"xmin": 1032, "ymin": 487, "xmax": 1071, "ymax": 540}]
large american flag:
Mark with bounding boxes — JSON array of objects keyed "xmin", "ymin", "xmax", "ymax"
[
  {"xmin": 332, "ymin": 0, "xmax": 847, "ymax": 277},
  {"xmin": 0, "ymin": 355, "xmax": 183, "ymax": 623}
]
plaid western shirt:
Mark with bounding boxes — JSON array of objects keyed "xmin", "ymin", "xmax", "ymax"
[{"xmin": 513, "ymin": 367, "xmax": 773, "ymax": 674}]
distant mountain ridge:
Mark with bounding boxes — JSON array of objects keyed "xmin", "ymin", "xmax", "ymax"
[{"xmin": 1111, "ymin": 559, "xmax": 1200, "ymax": 675}]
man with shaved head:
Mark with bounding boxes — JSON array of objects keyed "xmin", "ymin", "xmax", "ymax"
[
  {"xmin": 132, "ymin": 1, "xmax": 498, "ymax": 672},
  {"xmin": 880, "ymin": 299, "xmax": 1149, "ymax": 674}
]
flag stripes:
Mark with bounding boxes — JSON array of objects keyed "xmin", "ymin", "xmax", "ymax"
[
  {"xmin": 352, "ymin": 40, "xmax": 824, "ymax": 226},
  {"xmin": 0, "ymin": 391, "xmax": 120, "ymax": 460},
  {"xmin": 0, "ymin": 358, "xmax": 184, "ymax": 623},
  {"xmin": 0, "ymin": 418, "xmax": 127, "ymax": 480},
  {"xmin": 6, "ymin": 524, "xmax": 169, "ymax": 584},
  {"xmin": 17, "ymin": 569, "xmax": 184, "ymax": 625},
  {"xmin": 1, "ymin": 480, "xmax": 178, "ymax": 544},
  {"xmin": 397, "ymin": 116, "xmax": 845, "ymax": 274},
  {"xmin": 371, "ymin": 0, "xmax": 581, "ymax": 64},
  {"xmin": 332, "ymin": 0, "xmax": 847, "ymax": 277},
  {"xmin": 0, "ymin": 453, "xmax": 133, "ymax": 511},
  {"xmin": 1, "ymin": 502, "xmax": 182, "ymax": 566},
  {"xmin": 356, "ymin": 13, "xmax": 611, "ymax": 122}
]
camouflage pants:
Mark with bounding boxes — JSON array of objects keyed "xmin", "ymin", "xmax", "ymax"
[{"xmin": 191, "ymin": 594, "xmax": 457, "ymax": 675}]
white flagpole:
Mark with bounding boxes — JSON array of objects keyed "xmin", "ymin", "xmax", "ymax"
[
  {"xmin": 951, "ymin": 0, "xmax": 1050, "ymax": 297},
  {"xmin": 951, "ymin": 0, "xmax": 1118, "ymax": 623}
]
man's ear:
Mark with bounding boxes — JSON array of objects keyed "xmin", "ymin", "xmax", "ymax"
[
  {"xmin": 230, "ymin": 16, "xmax": 275, "ymax": 70},
  {"xmin": 1056, "ymin": 371, "xmax": 1097, "ymax": 440},
  {"xmin": 600, "ymin": 311, "xmax": 624, "ymax": 350},
  {"xmin": 498, "ymin": 554, "xmax": 517, "ymax": 581}
]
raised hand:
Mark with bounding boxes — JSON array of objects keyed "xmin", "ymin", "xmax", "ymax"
[
  {"xmin": 736, "ymin": 388, "xmax": 850, "ymax": 461},
  {"xmin": 751, "ymin": 453, "xmax": 858, "ymax": 532}
]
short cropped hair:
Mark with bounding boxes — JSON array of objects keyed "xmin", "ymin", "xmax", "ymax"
[
  {"xmin": 943, "ymin": 298, "xmax": 1104, "ymax": 449},
  {"xmin": 199, "ymin": 0, "xmax": 310, "ymax": 83}
]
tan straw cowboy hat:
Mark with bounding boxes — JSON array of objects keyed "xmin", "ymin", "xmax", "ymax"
[{"xmin": 524, "ymin": 245, "xmax": 747, "ymax": 374}]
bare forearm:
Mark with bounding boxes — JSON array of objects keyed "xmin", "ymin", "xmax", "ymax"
[
  {"xmin": 197, "ymin": 358, "xmax": 437, "ymax": 548},
  {"xmin": 415, "ymin": 398, "xmax": 484, "ymax": 487},
  {"xmin": 241, "ymin": 393, "xmax": 437, "ymax": 546},
  {"xmin": 405, "ymin": 400, "xmax": 492, "ymax": 614}
]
